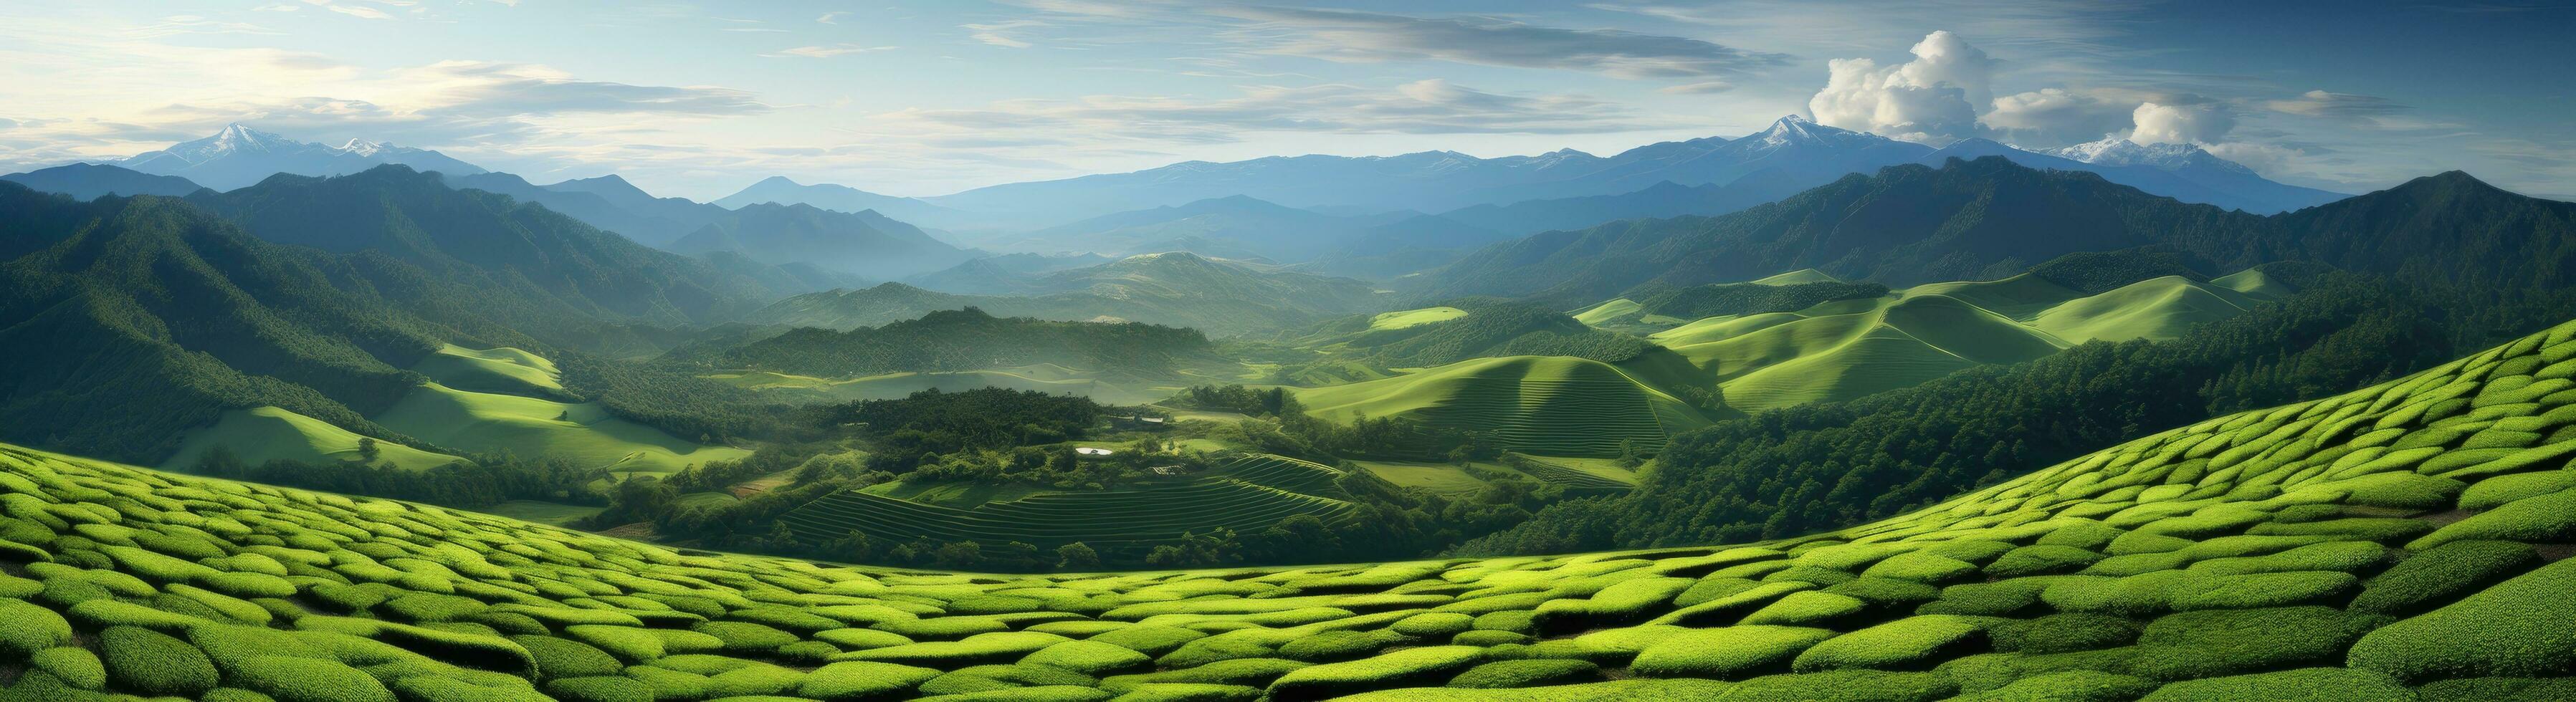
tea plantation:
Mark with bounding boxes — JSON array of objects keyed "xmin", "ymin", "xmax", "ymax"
[{"xmin": 8, "ymin": 319, "xmax": 2576, "ymax": 700}]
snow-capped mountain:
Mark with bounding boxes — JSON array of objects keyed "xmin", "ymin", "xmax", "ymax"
[
  {"xmin": 2034, "ymin": 138, "xmax": 2344, "ymax": 213},
  {"xmin": 109, "ymin": 123, "xmax": 486, "ymax": 191}
]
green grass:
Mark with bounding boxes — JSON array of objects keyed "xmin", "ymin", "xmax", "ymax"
[
  {"xmin": 9, "ymin": 316, "xmax": 2576, "ymax": 698},
  {"xmin": 1297, "ymin": 355, "xmax": 1710, "ymax": 456},
  {"xmin": 1370, "ymin": 307, "xmax": 1469, "ymax": 330},
  {"xmin": 477, "ymin": 499, "xmax": 607, "ymax": 526},
  {"xmin": 1753, "ymin": 269, "xmax": 1844, "ymax": 285},
  {"xmin": 412, "ymin": 345, "xmax": 564, "ymax": 395},
  {"xmin": 1348, "ymin": 461, "xmax": 1499, "ymax": 495},
  {"xmin": 373, "ymin": 382, "xmax": 751, "ymax": 478},
  {"xmin": 162, "ymin": 405, "xmax": 468, "ymax": 472}
]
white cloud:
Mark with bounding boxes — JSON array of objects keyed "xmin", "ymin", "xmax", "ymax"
[
  {"xmin": 1215, "ymin": 6, "xmax": 1789, "ymax": 80},
  {"xmin": 1982, "ymin": 87, "xmax": 2133, "ymax": 145},
  {"xmin": 298, "ymin": 0, "xmax": 391, "ymax": 20},
  {"xmin": 964, "ymin": 21, "xmax": 1044, "ymax": 48},
  {"xmin": 816, "ymin": 11, "xmax": 851, "ymax": 24},
  {"xmin": 1807, "ymin": 30, "xmax": 1993, "ymax": 143},
  {"xmin": 2129, "ymin": 100, "xmax": 2232, "ymax": 145}
]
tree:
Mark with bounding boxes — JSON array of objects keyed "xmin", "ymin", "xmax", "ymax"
[
  {"xmin": 1055, "ymin": 542, "xmax": 1102, "ymax": 570},
  {"xmin": 355, "ymin": 437, "xmax": 381, "ymax": 463},
  {"xmin": 932, "ymin": 541, "xmax": 983, "ymax": 569}
]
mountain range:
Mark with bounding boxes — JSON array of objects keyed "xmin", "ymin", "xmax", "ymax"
[
  {"xmin": 110, "ymin": 123, "xmax": 487, "ymax": 190},
  {"xmin": 899, "ymin": 115, "xmax": 2342, "ymax": 229},
  {"xmin": 1413, "ymin": 155, "xmax": 2572, "ymax": 311}
]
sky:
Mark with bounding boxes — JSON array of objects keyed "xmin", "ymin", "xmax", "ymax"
[{"xmin": 0, "ymin": 0, "xmax": 2568, "ymax": 201}]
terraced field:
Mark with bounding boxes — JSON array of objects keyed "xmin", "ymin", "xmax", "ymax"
[
  {"xmin": 1208, "ymin": 454, "xmax": 1346, "ymax": 495},
  {"xmin": 4, "ymin": 319, "xmax": 2576, "ymax": 701},
  {"xmin": 779, "ymin": 473, "xmax": 1355, "ymax": 552},
  {"xmin": 1297, "ymin": 356, "xmax": 1710, "ymax": 456}
]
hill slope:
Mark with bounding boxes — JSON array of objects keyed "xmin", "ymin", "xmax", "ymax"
[
  {"xmin": 1297, "ymin": 355, "xmax": 1712, "ymax": 456},
  {"xmin": 1, "ymin": 163, "xmax": 206, "ymax": 201},
  {"xmin": 4, "ymin": 313, "xmax": 2575, "ymax": 699}
]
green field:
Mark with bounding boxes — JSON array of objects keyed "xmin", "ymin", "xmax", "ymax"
[
  {"xmin": 1370, "ymin": 306, "xmax": 1470, "ymax": 330},
  {"xmin": 375, "ymin": 382, "xmax": 751, "ymax": 478},
  {"xmin": 1297, "ymin": 355, "xmax": 1712, "ymax": 456},
  {"xmin": 161, "ymin": 405, "xmax": 468, "ymax": 473},
  {"xmin": 411, "ymin": 344, "xmax": 565, "ymax": 396},
  {"xmin": 6, "ymin": 311, "xmax": 2572, "ymax": 699}
]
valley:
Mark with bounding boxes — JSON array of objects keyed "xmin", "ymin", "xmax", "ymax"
[{"xmin": 2, "ymin": 11, "xmax": 2572, "ymax": 696}]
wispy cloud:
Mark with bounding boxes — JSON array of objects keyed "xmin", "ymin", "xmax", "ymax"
[
  {"xmin": 1208, "ymin": 6, "xmax": 1790, "ymax": 80},
  {"xmin": 879, "ymin": 79, "xmax": 1686, "ymax": 144},
  {"xmin": 298, "ymin": 0, "xmax": 391, "ymax": 21},
  {"xmin": 762, "ymin": 44, "xmax": 897, "ymax": 58},
  {"xmin": 963, "ymin": 20, "xmax": 1046, "ymax": 48}
]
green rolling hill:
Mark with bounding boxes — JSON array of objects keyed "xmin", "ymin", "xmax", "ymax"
[
  {"xmin": 1297, "ymin": 355, "xmax": 1714, "ymax": 456},
  {"xmin": 161, "ymin": 406, "xmax": 468, "ymax": 473},
  {"xmin": 2, "ymin": 313, "xmax": 2574, "ymax": 699},
  {"xmin": 1639, "ymin": 269, "xmax": 2290, "ymax": 415},
  {"xmin": 156, "ymin": 342, "xmax": 750, "ymax": 481},
  {"xmin": 373, "ymin": 382, "xmax": 750, "ymax": 479}
]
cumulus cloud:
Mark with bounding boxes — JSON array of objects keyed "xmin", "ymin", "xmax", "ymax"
[
  {"xmin": 1212, "ymin": 6, "xmax": 1789, "ymax": 80},
  {"xmin": 1807, "ymin": 30, "xmax": 1993, "ymax": 143},
  {"xmin": 1982, "ymin": 87, "xmax": 2134, "ymax": 145},
  {"xmin": 2129, "ymin": 100, "xmax": 2233, "ymax": 145}
]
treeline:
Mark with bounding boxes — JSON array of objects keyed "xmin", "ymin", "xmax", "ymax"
[
  {"xmin": 191, "ymin": 446, "xmax": 606, "ymax": 510},
  {"xmin": 1638, "ymin": 280, "xmax": 1890, "ymax": 319},
  {"xmin": 555, "ymin": 351, "xmax": 789, "ymax": 444},
  {"xmin": 1453, "ymin": 273, "xmax": 2464, "ymax": 555},
  {"xmin": 708, "ymin": 307, "xmax": 1210, "ymax": 378},
  {"xmin": 804, "ymin": 387, "xmax": 1106, "ymax": 471}
]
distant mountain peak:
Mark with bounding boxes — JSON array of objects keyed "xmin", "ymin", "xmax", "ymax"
[
  {"xmin": 2047, "ymin": 138, "xmax": 2221, "ymax": 169},
  {"xmin": 1752, "ymin": 114, "xmax": 1876, "ymax": 149}
]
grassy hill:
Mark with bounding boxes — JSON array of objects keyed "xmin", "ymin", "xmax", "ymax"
[
  {"xmin": 1298, "ymin": 356, "xmax": 1712, "ymax": 456},
  {"xmin": 4, "ymin": 314, "xmax": 2576, "ymax": 699},
  {"xmin": 161, "ymin": 406, "xmax": 468, "ymax": 473},
  {"xmin": 1642, "ymin": 271, "xmax": 2288, "ymax": 415},
  {"xmin": 150, "ymin": 342, "xmax": 752, "ymax": 481},
  {"xmin": 373, "ymin": 383, "xmax": 750, "ymax": 479}
]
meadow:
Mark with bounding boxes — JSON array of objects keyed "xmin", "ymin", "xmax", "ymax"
[{"xmin": 4, "ymin": 313, "xmax": 2572, "ymax": 700}]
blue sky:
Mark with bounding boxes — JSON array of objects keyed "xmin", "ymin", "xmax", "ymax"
[{"xmin": 0, "ymin": 0, "xmax": 2567, "ymax": 201}]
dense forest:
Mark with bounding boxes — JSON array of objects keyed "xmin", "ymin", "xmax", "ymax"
[{"xmin": 705, "ymin": 307, "xmax": 1211, "ymax": 378}]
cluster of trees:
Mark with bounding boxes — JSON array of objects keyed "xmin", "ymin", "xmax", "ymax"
[
  {"xmin": 191, "ymin": 446, "xmax": 606, "ymax": 511},
  {"xmin": 711, "ymin": 307, "xmax": 1210, "ymax": 378},
  {"xmin": 557, "ymin": 352, "xmax": 791, "ymax": 445},
  {"xmin": 1638, "ymin": 280, "xmax": 1891, "ymax": 319},
  {"xmin": 1452, "ymin": 273, "xmax": 2463, "ymax": 556},
  {"xmin": 906, "ymin": 440, "xmax": 1198, "ymax": 491},
  {"xmin": 805, "ymin": 388, "xmax": 1107, "ymax": 472}
]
